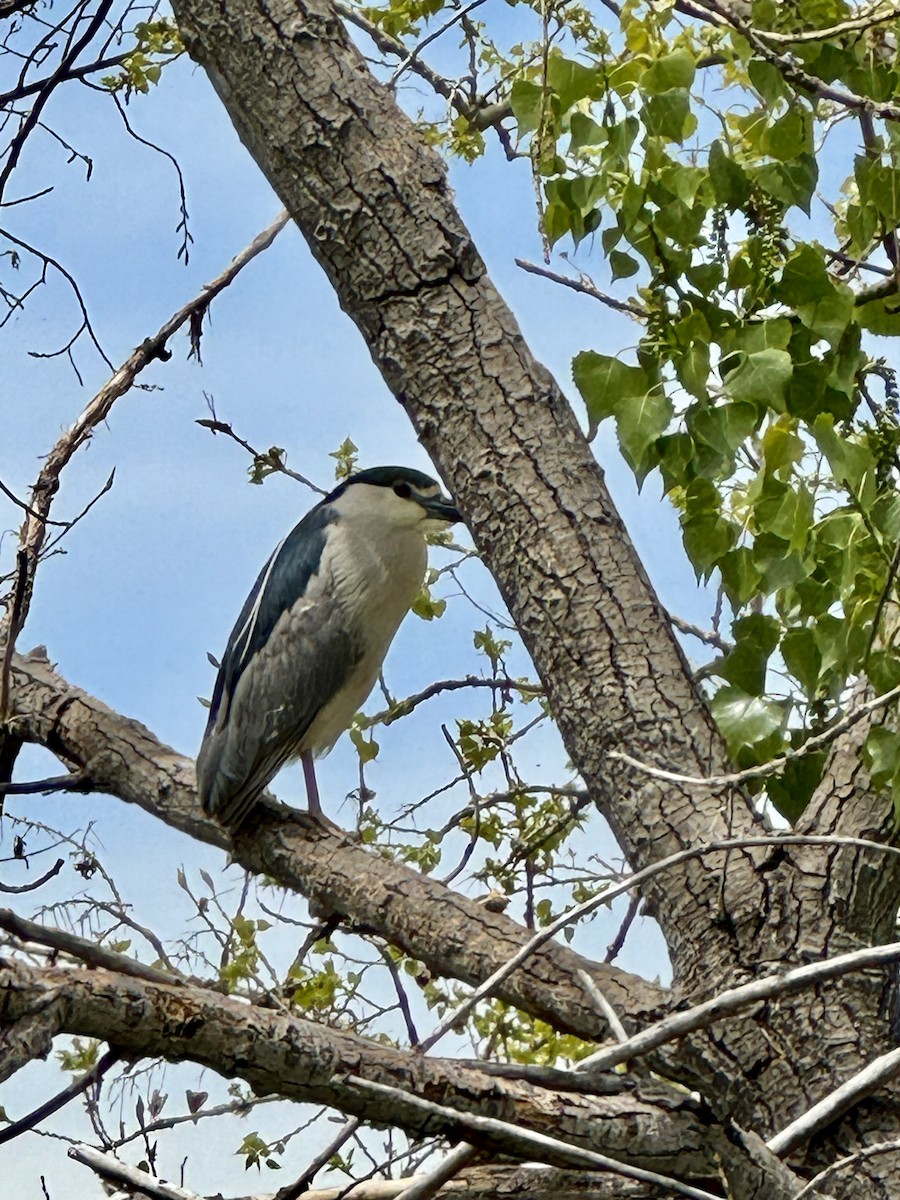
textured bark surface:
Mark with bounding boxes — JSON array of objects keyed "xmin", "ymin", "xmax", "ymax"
[
  {"xmin": 153, "ymin": 11, "xmax": 900, "ymax": 1192},
  {"xmin": 168, "ymin": 0, "xmax": 770, "ymax": 998},
  {"xmin": 0, "ymin": 958, "xmax": 714, "ymax": 1179},
  {"xmin": 8, "ymin": 648, "xmax": 664, "ymax": 1034},
  {"xmin": 4, "ymin": 0, "xmax": 900, "ymax": 1195}
]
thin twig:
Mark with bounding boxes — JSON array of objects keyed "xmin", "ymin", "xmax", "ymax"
[
  {"xmin": 668, "ymin": 612, "xmax": 733, "ymax": 653},
  {"xmin": 365, "ymin": 675, "xmax": 542, "ymax": 727},
  {"xmin": 0, "ymin": 856, "xmax": 63, "ymax": 893},
  {"xmin": 604, "ymin": 891, "xmax": 640, "ymax": 965},
  {"xmin": 274, "ymin": 1117, "xmax": 361, "ymax": 1200},
  {"xmin": 608, "ymin": 681, "xmax": 900, "ymax": 789},
  {"xmin": 0, "ymin": 1047, "xmax": 118, "ymax": 1145},
  {"xmin": 388, "ymin": 0, "xmax": 488, "ymax": 88},
  {"xmin": 792, "ymin": 1138, "xmax": 900, "ymax": 1200},
  {"xmin": 68, "ymin": 1144, "xmax": 202, "ymax": 1200},
  {"xmin": 342, "ymin": 1075, "xmax": 721, "ymax": 1200},
  {"xmin": 0, "ymin": 771, "xmax": 91, "ymax": 796},
  {"xmin": 756, "ymin": 3, "xmax": 900, "ymax": 44},
  {"xmin": 417, "ymin": 833, "xmax": 900, "ymax": 1054},
  {"xmin": 576, "ymin": 942, "xmax": 900, "ymax": 1078},
  {"xmin": 576, "ymin": 969, "xmax": 628, "ymax": 1043},
  {"xmin": 393, "ymin": 1144, "xmax": 480, "ymax": 1200},
  {"xmin": 0, "ymin": 906, "xmax": 184, "ymax": 984},
  {"xmin": 770, "ymin": 1047, "xmax": 900, "ymax": 1158},
  {"xmin": 515, "ymin": 258, "xmax": 646, "ymax": 316},
  {"xmin": 0, "ymin": 208, "xmax": 290, "ymax": 650}
]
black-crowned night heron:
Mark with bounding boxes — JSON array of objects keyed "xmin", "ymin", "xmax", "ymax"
[{"xmin": 197, "ymin": 466, "xmax": 461, "ymax": 827}]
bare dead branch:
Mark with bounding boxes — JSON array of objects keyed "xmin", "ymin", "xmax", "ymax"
[
  {"xmin": 0, "ymin": 771, "xmax": 91, "ymax": 795},
  {"xmin": 769, "ymin": 1047, "xmax": 900, "ymax": 1158},
  {"xmin": 683, "ymin": 0, "xmax": 900, "ymax": 122},
  {"xmin": 576, "ymin": 969, "xmax": 628, "ymax": 1045},
  {"xmin": 576, "ymin": 942, "xmax": 900, "ymax": 1079},
  {"xmin": 793, "ymin": 1140, "xmax": 900, "ymax": 1200},
  {"xmin": 274, "ymin": 1117, "xmax": 361, "ymax": 1200},
  {"xmin": 388, "ymin": 0, "xmax": 488, "ymax": 88},
  {"xmin": 365, "ymin": 675, "xmax": 543, "ymax": 727},
  {"xmin": 0, "ymin": 1046, "xmax": 118, "ymax": 1146},
  {"xmin": 754, "ymin": 2, "xmax": 900, "ymax": 44},
  {"xmin": 342, "ymin": 1076, "xmax": 724, "ymax": 1200},
  {"xmin": 0, "ymin": 855, "xmax": 63, "ymax": 893},
  {"xmin": 0, "ymin": 208, "xmax": 290, "ymax": 651},
  {"xmin": 68, "ymin": 1144, "xmax": 202, "ymax": 1200},
  {"xmin": 393, "ymin": 1146, "xmax": 481, "ymax": 1200},
  {"xmin": 6, "ymin": 647, "xmax": 665, "ymax": 1043},
  {"xmin": 514, "ymin": 259, "xmax": 646, "ymax": 317},
  {"xmin": 608, "ymin": 681, "xmax": 900, "ymax": 789},
  {"xmin": 0, "ymin": 906, "xmax": 185, "ymax": 983},
  {"xmin": 0, "ymin": 957, "xmax": 713, "ymax": 1180}
]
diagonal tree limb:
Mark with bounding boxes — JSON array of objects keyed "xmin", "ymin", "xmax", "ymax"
[
  {"xmin": 0, "ymin": 1004, "xmax": 64, "ymax": 1084},
  {"xmin": 0, "ymin": 207, "xmax": 290, "ymax": 655},
  {"xmin": 0, "ymin": 956, "xmax": 715, "ymax": 1182},
  {"xmin": 6, "ymin": 647, "xmax": 666, "ymax": 1040},
  {"xmin": 168, "ymin": 0, "xmax": 771, "ymax": 1009},
  {"xmin": 0, "ymin": 1046, "xmax": 118, "ymax": 1146}
]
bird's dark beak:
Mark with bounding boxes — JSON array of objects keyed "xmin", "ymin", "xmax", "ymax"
[{"xmin": 422, "ymin": 493, "xmax": 461, "ymax": 523}]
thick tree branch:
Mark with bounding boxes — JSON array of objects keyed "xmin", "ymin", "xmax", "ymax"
[
  {"xmin": 6, "ymin": 647, "xmax": 665, "ymax": 1040},
  {"xmin": 168, "ymin": 0, "xmax": 770, "ymax": 1007},
  {"xmin": 0, "ymin": 957, "xmax": 715, "ymax": 1182}
]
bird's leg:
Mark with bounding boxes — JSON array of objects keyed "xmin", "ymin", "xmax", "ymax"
[{"xmin": 301, "ymin": 750, "xmax": 323, "ymax": 820}]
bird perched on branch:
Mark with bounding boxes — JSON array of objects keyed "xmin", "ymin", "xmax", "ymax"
[{"xmin": 197, "ymin": 466, "xmax": 461, "ymax": 828}]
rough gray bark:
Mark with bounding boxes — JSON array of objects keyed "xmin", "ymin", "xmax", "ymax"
[
  {"xmin": 4, "ymin": 0, "xmax": 900, "ymax": 1195},
  {"xmin": 7, "ymin": 647, "xmax": 662, "ymax": 1034},
  {"xmin": 150, "ymin": 5, "xmax": 900, "ymax": 1193},
  {"xmin": 0, "ymin": 956, "xmax": 725, "ymax": 1187},
  {"xmin": 167, "ymin": 0, "xmax": 767, "ymax": 998}
]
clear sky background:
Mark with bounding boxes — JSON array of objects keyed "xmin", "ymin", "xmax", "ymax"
[{"xmin": 1, "ymin": 6, "xmax": 718, "ymax": 1195}]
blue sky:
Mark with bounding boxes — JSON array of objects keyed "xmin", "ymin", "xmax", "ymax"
[{"xmin": 1, "ymin": 12, "xmax": 712, "ymax": 1195}]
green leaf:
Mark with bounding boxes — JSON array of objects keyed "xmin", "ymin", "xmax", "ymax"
[
  {"xmin": 572, "ymin": 351, "xmax": 650, "ymax": 438},
  {"xmin": 864, "ymin": 725, "xmax": 900, "ymax": 790},
  {"xmin": 615, "ymin": 388, "xmax": 673, "ymax": 479},
  {"xmin": 762, "ymin": 419, "xmax": 804, "ymax": 475},
  {"xmin": 711, "ymin": 686, "xmax": 787, "ymax": 756},
  {"xmin": 767, "ymin": 751, "xmax": 827, "ymax": 822},
  {"xmin": 811, "ymin": 414, "xmax": 877, "ymax": 501},
  {"xmin": 715, "ymin": 613, "xmax": 781, "ymax": 695},
  {"xmin": 640, "ymin": 48, "xmax": 696, "ymax": 94},
  {"xmin": 781, "ymin": 627, "xmax": 822, "ymax": 697},
  {"xmin": 609, "ymin": 249, "xmax": 639, "ymax": 280},
  {"xmin": 569, "ymin": 112, "xmax": 605, "ymax": 153},
  {"xmin": 689, "ymin": 402, "xmax": 757, "ymax": 470},
  {"xmin": 708, "ymin": 139, "xmax": 750, "ymax": 208},
  {"xmin": 760, "ymin": 105, "xmax": 812, "ymax": 162},
  {"xmin": 641, "ymin": 89, "xmax": 694, "ymax": 143},
  {"xmin": 510, "ymin": 79, "xmax": 545, "ymax": 135},
  {"xmin": 349, "ymin": 725, "xmax": 380, "ymax": 763},
  {"xmin": 723, "ymin": 348, "xmax": 792, "ymax": 409},
  {"xmin": 751, "ymin": 155, "xmax": 818, "ymax": 213},
  {"xmin": 547, "ymin": 54, "xmax": 597, "ymax": 112},
  {"xmin": 719, "ymin": 547, "xmax": 762, "ymax": 608}
]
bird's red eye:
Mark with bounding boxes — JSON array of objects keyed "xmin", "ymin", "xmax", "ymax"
[{"xmin": 393, "ymin": 482, "xmax": 412, "ymax": 499}]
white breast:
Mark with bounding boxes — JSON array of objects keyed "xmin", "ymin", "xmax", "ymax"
[{"xmin": 301, "ymin": 518, "xmax": 427, "ymax": 755}]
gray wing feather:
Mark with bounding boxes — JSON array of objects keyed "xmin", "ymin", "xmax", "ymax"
[{"xmin": 197, "ymin": 594, "xmax": 362, "ymax": 828}]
